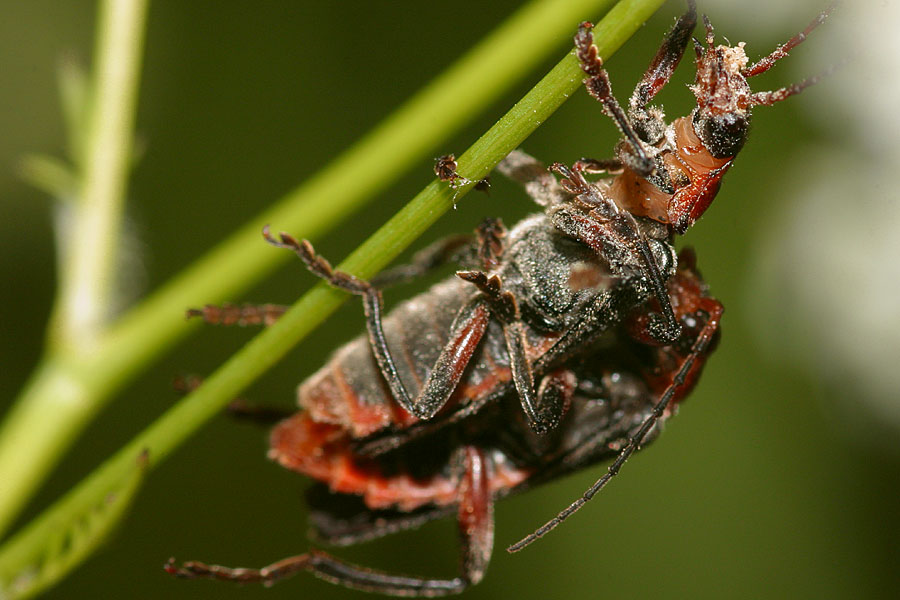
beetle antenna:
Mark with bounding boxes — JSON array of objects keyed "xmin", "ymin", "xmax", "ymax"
[
  {"xmin": 742, "ymin": 2, "xmax": 836, "ymax": 78},
  {"xmin": 507, "ymin": 309, "xmax": 721, "ymax": 553}
]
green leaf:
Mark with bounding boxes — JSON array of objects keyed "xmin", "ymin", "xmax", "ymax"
[
  {"xmin": 0, "ymin": 451, "xmax": 149, "ymax": 600},
  {"xmin": 18, "ymin": 155, "xmax": 78, "ymax": 201},
  {"xmin": 57, "ymin": 57, "xmax": 90, "ymax": 168}
]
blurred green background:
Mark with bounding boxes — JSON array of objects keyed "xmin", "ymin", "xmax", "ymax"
[{"xmin": 1, "ymin": 1, "xmax": 897, "ymax": 598}]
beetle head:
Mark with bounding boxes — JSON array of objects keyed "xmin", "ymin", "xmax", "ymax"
[
  {"xmin": 689, "ymin": 5, "xmax": 835, "ymax": 160},
  {"xmin": 689, "ymin": 16, "xmax": 752, "ymax": 159}
]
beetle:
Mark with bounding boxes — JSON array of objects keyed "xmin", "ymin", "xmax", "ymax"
[
  {"xmin": 167, "ymin": 1, "xmax": 830, "ymax": 594},
  {"xmin": 167, "ymin": 250, "xmax": 722, "ymax": 594}
]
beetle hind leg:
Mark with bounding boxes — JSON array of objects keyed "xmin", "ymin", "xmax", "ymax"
[
  {"xmin": 166, "ymin": 447, "xmax": 494, "ymax": 596},
  {"xmin": 165, "ymin": 551, "xmax": 469, "ymax": 596}
]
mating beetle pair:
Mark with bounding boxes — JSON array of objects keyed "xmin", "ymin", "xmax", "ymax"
[{"xmin": 167, "ymin": 1, "xmax": 832, "ymax": 594}]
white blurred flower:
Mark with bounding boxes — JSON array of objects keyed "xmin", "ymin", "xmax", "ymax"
[{"xmin": 749, "ymin": 1, "xmax": 900, "ymax": 450}]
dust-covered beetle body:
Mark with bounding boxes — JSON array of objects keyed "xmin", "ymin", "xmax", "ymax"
[
  {"xmin": 292, "ymin": 208, "xmax": 674, "ymax": 445},
  {"xmin": 168, "ymin": 1, "xmax": 831, "ymax": 594},
  {"xmin": 169, "ymin": 254, "xmax": 721, "ymax": 594}
]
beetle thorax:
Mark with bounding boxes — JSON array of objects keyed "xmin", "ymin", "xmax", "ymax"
[{"xmin": 500, "ymin": 214, "xmax": 613, "ymax": 324}]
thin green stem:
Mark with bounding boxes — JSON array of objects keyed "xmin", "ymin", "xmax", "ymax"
[
  {"xmin": 51, "ymin": 0, "xmax": 148, "ymax": 350},
  {"xmin": 0, "ymin": 0, "xmax": 624, "ymax": 538},
  {"xmin": 0, "ymin": 1, "xmax": 666, "ymax": 595}
]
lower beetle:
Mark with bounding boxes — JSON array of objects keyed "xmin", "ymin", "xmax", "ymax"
[{"xmin": 167, "ymin": 250, "xmax": 721, "ymax": 595}]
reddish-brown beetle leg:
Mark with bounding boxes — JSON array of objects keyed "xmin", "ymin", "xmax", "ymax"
[
  {"xmin": 186, "ymin": 303, "xmax": 288, "ymax": 327},
  {"xmin": 165, "ymin": 446, "xmax": 494, "ymax": 595},
  {"xmin": 572, "ymin": 157, "xmax": 623, "ymax": 175},
  {"xmin": 627, "ymin": 1, "xmax": 697, "ymax": 143},
  {"xmin": 457, "ymin": 269, "xmax": 560, "ymax": 435},
  {"xmin": 575, "ymin": 21, "xmax": 653, "ymax": 176}
]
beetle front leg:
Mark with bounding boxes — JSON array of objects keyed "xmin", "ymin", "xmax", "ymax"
[
  {"xmin": 627, "ymin": 1, "xmax": 697, "ymax": 143},
  {"xmin": 575, "ymin": 22, "xmax": 654, "ymax": 175},
  {"xmin": 265, "ymin": 227, "xmax": 491, "ymax": 420},
  {"xmin": 549, "ymin": 196, "xmax": 680, "ymax": 344}
]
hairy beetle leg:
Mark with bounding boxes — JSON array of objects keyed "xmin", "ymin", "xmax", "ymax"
[
  {"xmin": 264, "ymin": 227, "xmax": 495, "ymax": 422},
  {"xmin": 496, "ymin": 150, "xmax": 568, "ymax": 208},
  {"xmin": 549, "ymin": 161, "xmax": 681, "ymax": 343},
  {"xmin": 626, "ymin": 1, "xmax": 697, "ymax": 145},
  {"xmin": 186, "ymin": 303, "xmax": 288, "ymax": 327},
  {"xmin": 575, "ymin": 22, "xmax": 654, "ymax": 176},
  {"xmin": 572, "ymin": 157, "xmax": 623, "ymax": 175},
  {"xmin": 741, "ymin": 2, "xmax": 835, "ymax": 78}
]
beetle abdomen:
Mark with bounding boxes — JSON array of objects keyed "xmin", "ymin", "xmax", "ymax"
[{"xmin": 269, "ymin": 412, "xmax": 530, "ymax": 511}]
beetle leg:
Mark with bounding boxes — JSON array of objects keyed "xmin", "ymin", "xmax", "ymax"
[
  {"xmin": 533, "ymin": 368, "xmax": 576, "ymax": 431},
  {"xmin": 575, "ymin": 21, "xmax": 654, "ymax": 176},
  {"xmin": 370, "ymin": 233, "xmax": 473, "ymax": 288},
  {"xmin": 172, "ymin": 375, "xmax": 292, "ymax": 425},
  {"xmin": 456, "ymin": 270, "xmax": 561, "ymax": 434},
  {"xmin": 496, "ymin": 149, "xmax": 569, "ymax": 208},
  {"xmin": 266, "ymin": 227, "xmax": 494, "ymax": 421},
  {"xmin": 515, "ymin": 368, "xmax": 578, "ymax": 456},
  {"xmin": 453, "ymin": 446, "xmax": 494, "ymax": 589},
  {"xmin": 741, "ymin": 3, "xmax": 834, "ymax": 78},
  {"xmin": 405, "ymin": 296, "xmax": 491, "ymax": 420},
  {"xmin": 355, "ymin": 349, "xmax": 570, "ymax": 457},
  {"xmin": 508, "ymin": 298, "xmax": 722, "ymax": 552},
  {"xmin": 474, "ymin": 217, "xmax": 507, "ymax": 271},
  {"xmin": 552, "ymin": 160, "xmax": 680, "ymax": 342},
  {"xmin": 166, "ymin": 446, "xmax": 493, "ymax": 596},
  {"xmin": 501, "ymin": 319, "xmax": 543, "ymax": 432},
  {"xmin": 185, "ymin": 303, "xmax": 288, "ymax": 327},
  {"xmin": 627, "ymin": 1, "xmax": 697, "ymax": 144},
  {"xmin": 748, "ymin": 67, "xmax": 835, "ymax": 108},
  {"xmin": 572, "ymin": 157, "xmax": 624, "ymax": 175},
  {"xmin": 165, "ymin": 549, "xmax": 468, "ymax": 595},
  {"xmin": 502, "ymin": 320, "xmax": 579, "ymax": 434}
]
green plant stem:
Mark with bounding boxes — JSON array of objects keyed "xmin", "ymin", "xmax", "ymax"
[
  {"xmin": 51, "ymin": 0, "xmax": 148, "ymax": 350},
  {"xmin": 0, "ymin": 0, "xmax": 626, "ymax": 539},
  {"xmin": 0, "ymin": 0, "xmax": 666, "ymax": 593}
]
